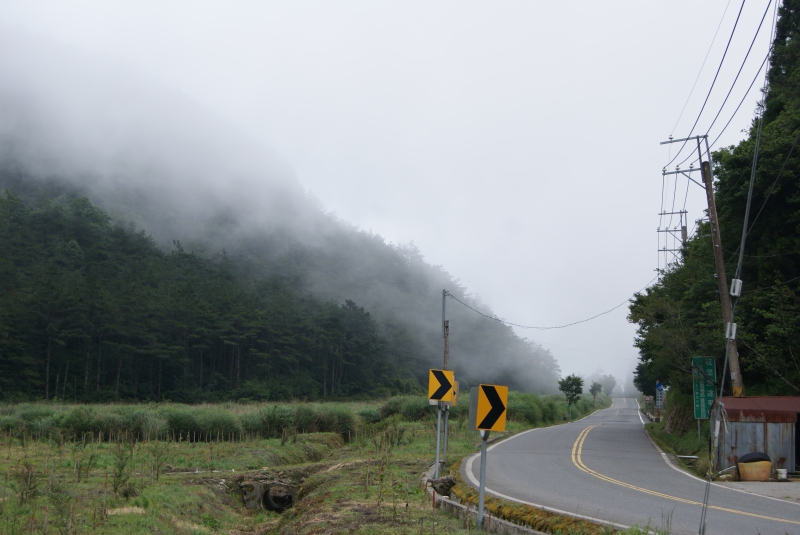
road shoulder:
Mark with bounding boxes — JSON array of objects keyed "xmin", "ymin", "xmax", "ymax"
[{"xmin": 640, "ymin": 410, "xmax": 800, "ymax": 506}]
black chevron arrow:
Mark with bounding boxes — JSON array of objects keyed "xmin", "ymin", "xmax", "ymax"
[
  {"xmin": 478, "ymin": 385, "xmax": 505, "ymax": 429},
  {"xmin": 430, "ymin": 370, "xmax": 452, "ymax": 400}
]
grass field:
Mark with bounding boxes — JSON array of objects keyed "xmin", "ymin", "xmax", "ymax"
[{"xmin": 0, "ymin": 394, "xmax": 667, "ymax": 535}]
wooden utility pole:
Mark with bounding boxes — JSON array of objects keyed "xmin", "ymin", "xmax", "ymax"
[
  {"xmin": 443, "ymin": 320, "xmax": 449, "ymax": 370},
  {"xmin": 441, "ymin": 291, "xmax": 450, "ymax": 468},
  {"xmin": 701, "ymin": 161, "xmax": 744, "ymax": 396}
]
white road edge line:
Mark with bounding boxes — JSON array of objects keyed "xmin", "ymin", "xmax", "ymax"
[
  {"xmin": 636, "ymin": 400, "xmax": 800, "ymax": 508},
  {"xmin": 464, "ymin": 400, "xmax": 631, "ymax": 531}
]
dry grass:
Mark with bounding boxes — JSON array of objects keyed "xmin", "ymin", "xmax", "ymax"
[{"xmin": 106, "ymin": 506, "xmax": 146, "ymax": 515}]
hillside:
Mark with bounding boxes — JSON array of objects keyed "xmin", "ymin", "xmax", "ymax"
[{"xmin": 0, "ymin": 28, "xmax": 561, "ymax": 401}]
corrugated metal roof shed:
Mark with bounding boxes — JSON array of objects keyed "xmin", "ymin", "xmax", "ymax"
[
  {"xmin": 712, "ymin": 396, "xmax": 799, "ymax": 472},
  {"xmin": 718, "ymin": 396, "xmax": 800, "ymax": 423}
]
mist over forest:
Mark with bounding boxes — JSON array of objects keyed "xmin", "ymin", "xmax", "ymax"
[{"xmin": 0, "ymin": 28, "xmax": 562, "ymax": 401}]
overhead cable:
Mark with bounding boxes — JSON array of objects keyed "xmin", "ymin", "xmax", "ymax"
[
  {"xmin": 703, "ymin": 0, "xmax": 773, "ymax": 136},
  {"xmin": 745, "ymin": 129, "xmax": 800, "ymax": 237},
  {"xmin": 665, "ymin": 0, "xmax": 747, "ymax": 169},
  {"xmin": 446, "ymin": 276, "xmax": 658, "ymax": 330},
  {"xmin": 670, "ymin": 0, "xmax": 733, "ymax": 136},
  {"xmin": 676, "ymin": 50, "xmax": 770, "ymax": 170}
]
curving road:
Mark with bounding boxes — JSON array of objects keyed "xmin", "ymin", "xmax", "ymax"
[{"xmin": 463, "ymin": 398, "xmax": 800, "ymax": 535}]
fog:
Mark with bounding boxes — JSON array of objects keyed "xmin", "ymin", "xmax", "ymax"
[
  {"xmin": 0, "ymin": 26, "xmax": 562, "ymax": 393},
  {"xmin": 1, "ymin": 1, "xmax": 774, "ymax": 393}
]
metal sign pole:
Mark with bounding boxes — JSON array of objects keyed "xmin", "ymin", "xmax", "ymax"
[
  {"xmin": 477, "ymin": 430, "xmax": 489, "ymax": 528},
  {"xmin": 434, "ymin": 404, "xmax": 442, "ymax": 479},
  {"xmin": 442, "ymin": 406, "xmax": 449, "ymax": 465}
]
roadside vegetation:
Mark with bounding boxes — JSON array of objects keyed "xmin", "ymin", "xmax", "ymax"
[
  {"xmin": 641, "ymin": 391, "xmax": 711, "ymax": 477},
  {"xmin": 0, "ymin": 393, "xmax": 657, "ymax": 535}
]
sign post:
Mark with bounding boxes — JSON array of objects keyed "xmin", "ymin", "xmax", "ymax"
[
  {"xmin": 655, "ymin": 381, "xmax": 664, "ymax": 419},
  {"xmin": 442, "ymin": 380, "xmax": 457, "ymax": 465},
  {"xmin": 469, "ymin": 384, "xmax": 508, "ymax": 528},
  {"xmin": 428, "ymin": 369, "xmax": 454, "ymax": 478},
  {"xmin": 692, "ymin": 356, "xmax": 716, "ymax": 443}
]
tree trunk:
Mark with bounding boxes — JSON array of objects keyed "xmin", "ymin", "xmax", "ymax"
[
  {"xmin": 236, "ymin": 342, "xmax": 241, "ymax": 389},
  {"xmin": 229, "ymin": 347, "xmax": 234, "ymax": 386},
  {"xmin": 96, "ymin": 334, "xmax": 102, "ymax": 392},
  {"xmin": 199, "ymin": 350, "xmax": 203, "ymax": 390},
  {"xmin": 115, "ymin": 353, "xmax": 123, "ymax": 399},
  {"xmin": 330, "ymin": 351, "xmax": 336, "ymax": 397},
  {"xmin": 63, "ymin": 360, "xmax": 69, "ymax": 399},
  {"xmin": 157, "ymin": 358, "xmax": 163, "ymax": 401},
  {"xmin": 45, "ymin": 333, "xmax": 52, "ymax": 399},
  {"xmin": 83, "ymin": 342, "xmax": 91, "ymax": 394},
  {"xmin": 322, "ymin": 351, "xmax": 327, "ymax": 398},
  {"xmin": 336, "ymin": 353, "xmax": 344, "ymax": 394},
  {"xmin": 133, "ymin": 358, "xmax": 139, "ymax": 397}
]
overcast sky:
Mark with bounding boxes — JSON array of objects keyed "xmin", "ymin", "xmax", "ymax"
[{"xmin": 2, "ymin": 1, "xmax": 775, "ymax": 387}]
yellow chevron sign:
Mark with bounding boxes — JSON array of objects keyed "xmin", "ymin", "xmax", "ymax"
[
  {"xmin": 428, "ymin": 369, "xmax": 454, "ymax": 402},
  {"xmin": 476, "ymin": 384, "xmax": 508, "ymax": 431}
]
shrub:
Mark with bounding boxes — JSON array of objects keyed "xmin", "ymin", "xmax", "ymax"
[
  {"xmin": 399, "ymin": 396, "xmax": 434, "ymax": 421},
  {"xmin": 294, "ymin": 405, "xmax": 317, "ymax": 433},
  {"xmin": 378, "ymin": 397, "xmax": 403, "ymax": 420},
  {"xmin": 140, "ymin": 414, "xmax": 168, "ymax": 440},
  {"xmin": 575, "ymin": 398, "xmax": 593, "ymax": 415},
  {"xmin": 261, "ymin": 405, "xmax": 294, "ymax": 438},
  {"xmin": 506, "ymin": 393, "xmax": 542, "ymax": 425},
  {"xmin": 31, "ymin": 415, "xmax": 61, "ymax": 437},
  {"xmin": 239, "ymin": 411, "xmax": 262, "ymax": 435},
  {"xmin": 196, "ymin": 408, "xmax": 242, "ymax": 439},
  {"xmin": 16, "ymin": 405, "xmax": 56, "ymax": 425},
  {"xmin": 61, "ymin": 406, "xmax": 96, "ymax": 436},
  {"xmin": 316, "ymin": 405, "xmax": 356, "ymax": 440},
  {"xmin": 92, "ymin": 411, "xmax": 124, "ymax": 436},
  {"xmin": 358, "ymin": 407, "xmax": 381, "ymax": 425},
  {"xmin": 0, "ymin": 415, "xmax": 21, "ymax": 433},
  {"xmin": 160, "ymin": 407, "xmax": 200, "ymax": 437},
  {"xmin": 118, "ymin": 408, "xmax": 153, "ymax": 436},
  {"xmin": 540, "ymin": 398, "xmax": 558, "ymax": 423},
  {"xmin": 448, "ymin": 403, "xmax": 468, "ymax": 419}
]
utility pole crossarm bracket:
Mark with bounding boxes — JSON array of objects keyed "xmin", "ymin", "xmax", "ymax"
[
  {"xmin": 660, "ymin": 134, "xmax": 708, "ymax": 145},
  {"xmin": 661, "ymin": 169, "xmax": 706, "ymax": 190}
]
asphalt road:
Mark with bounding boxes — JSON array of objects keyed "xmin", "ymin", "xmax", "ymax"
[{"xmin": 463, "ymin": 398, "xmax": 800, "ymax": 535}]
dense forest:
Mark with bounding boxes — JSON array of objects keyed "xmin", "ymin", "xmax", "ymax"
[
  {"xmin": 0, "ymin": 191, "xmax": 419, "ymax": 401},
  {"xmin": 0, "ymin": 29, "xmax": 562, "ymax": 401},
  {"xmin": 629, "ymin": 1, "xmax": 800, "ymax": 398}
]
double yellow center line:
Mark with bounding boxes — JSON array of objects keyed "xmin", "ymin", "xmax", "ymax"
[{"xmin": 571, "ymin": 425, "xmax": 800, "ymax": 526}]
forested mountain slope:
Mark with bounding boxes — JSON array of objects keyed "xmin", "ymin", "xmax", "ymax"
[
  {"xmin": 0, "ymin": 28, "xmax": 560, "ymax": 401},
  {"xmin": 629, "ymin": 1, "xmax": 800, "ymax": 397}
]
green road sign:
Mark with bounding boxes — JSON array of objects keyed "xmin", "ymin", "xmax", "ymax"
[{"xmin": 692, "ymin": 356, "xmax": 716, "ymax": 419}]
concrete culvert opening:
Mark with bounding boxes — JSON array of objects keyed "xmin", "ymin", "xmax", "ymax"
[{"xmin": 262, "ymin": 484, "xmax": 296, "ymax": 512}]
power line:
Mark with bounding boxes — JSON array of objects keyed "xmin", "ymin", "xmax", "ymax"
[
  {"xmin": 446, "ymin": 276, "xmax": 658, "ymax": 330},
  {"xmin": 675, "ymin": 49, "xmax": 770, "ymax": 170},
  {"xmin": 716, "ymin": 132, "xmax": 798, "ymax": 269},
  {"xmin": 674, "ymin": 0, "xmax": 773, "ymax": 171},
  {"xmin": 670, "ymin": 0, "xmax": 734, "ymax": 136},
  {"xmin": 703, "ymin": 0, "xmax": 773, "ymax": 136},
  {"xmin": 724, "ymin": 248, "xmax": 800, "ymax": 258},
  {"xmin": 708, "ymin": 51, "xmax": 770, "ymax": 150},
  {"xmin": 745, "ymin": 129, "xmax": 800, "ymax": 236},
  {"xmin": 665, "ymin": 0, "xmax": 747, "ymax": 169},
  {"xmin": 743, "ymin": 275, "xmax": 800, "ymax": 295}
]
